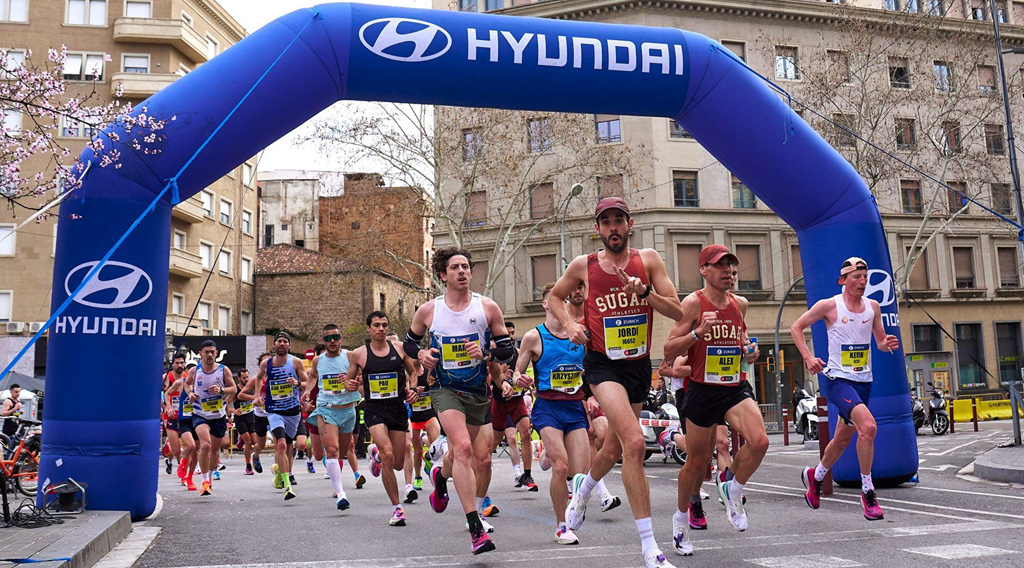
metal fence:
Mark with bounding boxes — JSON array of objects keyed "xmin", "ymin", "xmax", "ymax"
[{"xmin": 759, "ymin": 404, "xmax": 781, "ymax": 432}]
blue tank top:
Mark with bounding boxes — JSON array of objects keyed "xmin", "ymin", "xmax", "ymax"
[
  {"xmin": 177, "ymin": 386, "xmax": 193, "ymax": 419},
  {"xmin": 318, "ymin": 350, "xmax": 360, "ymax": 407},
  {"xmin": 534, "ymin": 324, "xmax": 585, "ymax": 401},
  {"xmin": 265, "ymin": 356, "xmax": 301, "ymax": 414},
  {"xmin": 428, "ymin": 293, "xmax": 492, "ymax": 395}
]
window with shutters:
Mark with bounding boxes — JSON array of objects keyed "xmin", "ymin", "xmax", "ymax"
[
  {"xmin": 669, "ymin": 120, "xmax": 691, "ymax": 139},
  {"xmin": 833, "ymin": 114, "xmax": 856, "ymax": 148},
  {"xmin": 791, "ymin": 245, "xmax": 804, "ymax": 289},
  {"xmin": 63, "ymin": 52, "xmax": 105, "ymax": 81},
  {"xmin": 985, "ymin": 124, "xmax": 1005, "ymax": 154},
  {"xmin": 218, "ymin": 306, "xmax": 230, "ymax": 333},
  {"xmin": 997, "ymin": 247, "xmax": 1021, "ymax": 287},
  {"xmin": 905, "ymin": 247, "xmax": 929, "ymax": 289},
  {"xmin": 595, "ymin": 114, "xmax": 621, "ymax": 143},
  {"xmin": 953, "ymin": 246, "xmax": 976, "ymax": 288},
  {"xmin": 597, "ymin": 174, "xmax": 624, "ymax": 198},
  {"xmin": 462, "ymin": 129, "xmax": 484, "ymax": 161},
  {"xmin": 241, "ymin": 311, "xmax": 252, "ymax": 335},
  {"xmin": 172, "ymin": 294, "xmax": 185, "ymax": 316},
  {"xmin": 947, "ymin": 181, "xmax": 967, "ymax": 214},
  {"xmin": 1, "ymin": 0, "xmax": 28, "ymax": 22},
  {"xmin": 218, "ymin": 249, "xmax": 232, "ymax": 276},
  {"xmin": 941, "ymin": 121, "xmax": 962, "ymax": 154},
  {"xmin": 465, "ymin": 190, "xmax": 487, "ymax": 227},
  {"xmin": 0, "ymin": 291, "xmax": 10, "ymax": 322},
  {"xmin": 934, "ymin": 61, "xmax": 953, "ymax": 91},
  {"xmin": 895, "ymin": 119, "xmax": 916, "ymax": 150},
  {"xmin": 0, "ymin": 224, "xmax": 15, "ymax": 256},
  {"xmin": 735, "ymin": 245, "xmax": 762, "ymax": 291},
  {"xmin": 125, "ymin": 1, "xmax": 152, "ymax": 17},
  {"xmin": 978, "ymin": 65, "xmax": 996, "ymax": 91},
  {"xmin": 676, "ymin": 244, "xmax": 702, "ymax": 292},
  {"xmin": 527, "ymin": 118, "xmax": 552, "ymax": 153},
  {"xmin": 992, "ymin": 183, "xmax": 1013, "ymax": 214},
  {"xmin": 199, "ymin": 241, "xmax": 213, "ymax": 270},
  {"xmin": 122, "ymin": 54, "xmax": 149, "ymax": 73},
  {"xmin": 901, "ymin": 179, "xmax": 922, "ymax": 213},
  {"xmin": 532, "ymin": 254, "xmax": 557, "ymax": 300},
  {"xmin": 198, "ymin": 301, "xmax": 211, "ymax": 329},
  {"xmin": 673, "ymin": 171, "xmax": 699, "ymax": 207},
  {"xmin": 530, "ymin": 183, "xmax": 554, "ymax": 220},
  {"xmin": 827, "ymin": 50, "xmax": 849, "ymax": 84}
]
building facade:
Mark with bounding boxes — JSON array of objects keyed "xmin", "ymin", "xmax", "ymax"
[{"xmin": 432, "ymin": 0, "xmax": 1024, "ymax": 404}]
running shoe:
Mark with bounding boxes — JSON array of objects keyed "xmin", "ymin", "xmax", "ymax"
[
  {"xmin": 252, "ymin": 457, "xmax": 263, "ymax": 473},
  {"xmin": 715, "ymin": 470, "xmax": 746, "ymax": 505},
  {"xmin": 355, "ymin": 472, "xmax": 367, "ymax": 489},
  {"xmin": 600, "ymin": 494, "xmax": 621, "ymax": 512},
  {"xmin": 465, "ymin": 518, "xmax": 495, "ymax": 533},
  {"xmin": 688, "ymin": 500, "xmax": 707, "ymax": 530},
  {"xmin": 307, "ymin": 459, "xmax": 315, "ymax": 474},
  {"xmin": 413, "ymin": 476, "xmax": 423, "ymax": 491},
  {"xmin": 644, "ymin": 549, "xmax": 675, "ymax": 568},
  {"xmin": 390, "ymin": 507, "xmax": 407, "ymax": 526},
  {"xmin": 337, "ymin": 497, "xmax": 350, "ymax": 511},
  {"xmin": 717, "ymin": 477, "xmax": 747, "ymax": 531},
  {"xmin": 186, "ymin": 477, "xmax": 197, "ymax": 491},
  {"xmin": 289, "ymin": 473, "xmax": 297, "ymax": 486},
  {"xmin": 482, "ymin": 496, "xmax": 499, "ymax": 517},
  {"xmin": 370, "ymin": 444, "xmax": 382, "ymax": 477},
  {"xmin": 672, "ymin": 514, "xmax": 694, "ymax": 556},
  {"xmin": 177, "ymin": 460, "xmax": 187, "ymax": 478},
  {"xmin": 244, "ymin": 464, "xmax": 254, "ymax": 476},
  {"xmin": 273, "ymin": 464, "xmax": 283, "ymax": 489},
  {"xmin": 861, "ymin": 490, "xmax": 884, "ymax": 521},
  {"xmin": 284, "ymin": 488, "xmax": 296, "ymax": 501},
  {"xmin": 565, "ymin": 473, "xmax": 590, "ymax": 530},
  {"xmin": 218, "ymin": 462, "xmax": 227, "ymax": 471},
  {"xmin": 429, "ymin": 465, "xmax": 449, "ymax": 513},
  {"xmin": 470, "ymin": 529, "xmax": 495, "ymax": 555},
  {"xmin": 404, "ymin": 484, "xmax": 418, "ymax": 504},
  {"xmin": 423, "ymin": 450, "xmax": 432, "ymax": 472},
  {"xmin": 200, "ymin": 481, "xmax": 211, "ymax": 496},
  {"xmin": 700, "ymin": 487, "xmax": 710, "ymax": 500},
  {"xmin": 513, "ymin": 471, "xmax": 523, "ymax": 489},
  {"xmin": 165, "ymin": 458, "xmax": 172, "ymax": 475},
  {"xmin": 519, "ymin": 473, "xmax": 539, "ymax": 492},
  {"xmin": 212, "ymin": 470, "xmax": 221, "ymax": 481},
  {"xmin": 801, "ymin": 467, "xmax": 821, "ymax": 510},
  {"xmin": 539, "ymin": 448, "xmax": 551, "ymax": 471},
  {"xmin": 555, "ymin": 525, "xmax": 579, "ymax": 545},
  {"xmin": 658, "ymin": 425, "xmax": 680, "ymax": 455}
]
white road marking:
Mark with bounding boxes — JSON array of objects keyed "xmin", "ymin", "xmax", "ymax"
[
  {"xmin": 913, "ymin": 485, "xmax": 1024, "ymax": 501},
  {"xmin": 918, "ymin": 465, "xmax": 958, "ymax": 472},
  {"xmin": 902, "ymin": 544, "xmax": 1020, "ymax": 559},
  {"xmin": 925, "ymin": 432, "xmax": 1001, "ymax": 456},
  {"xmin": 745, "ymin": 554, "xmax": 863, "ymax": 567}
]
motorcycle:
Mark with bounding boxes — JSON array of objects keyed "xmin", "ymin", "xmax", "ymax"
[
  {"xmin": 912, "ymin": 396, "xmax": 926, "ymax": 433},
  {"xmin": 926, "ymin": 382, "xmax": 950, "ymax": 435},
  {"xmin": 793, "ymin": 388, "xmax": 819, "ymax": 442},
  {"xmin": 640, "ymin": 390, "xmax": 686, "ymax": 466}
]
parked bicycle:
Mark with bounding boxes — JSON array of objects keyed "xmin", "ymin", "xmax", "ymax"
[{"xmin": 0, "ymin": 418, "xmax": 41, "ymax": 497}]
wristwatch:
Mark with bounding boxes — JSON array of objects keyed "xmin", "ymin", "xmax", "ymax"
[{"xmin": 691, "ymin": 330, "xmax": 700, "ymax": 341}]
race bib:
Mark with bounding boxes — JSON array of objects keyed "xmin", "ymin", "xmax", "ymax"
[
  {"xmin": 550, "ymin": 364, "xmax": 584, "ymax": 394},
  {"xmin": 181, "ymin": 401, "xmax": 193, "ymax": 417},
  {"xmin": 321, "ymin": 373, "xmax": 345, "ymax": 395},
  {"xmin": 170, "ymin": 395, "xmax": 180, "ymax": 408},
  {"xmin": 705, "ymin": 346, "xmax": 741, "ymax": 384},
  {"xmin": 201, "ymin": 395, "xmax": 224, "ymax": 413},
  {"xmin": 603, "ymin": 315, "xmax": 648, "ymax": 360},
  {"xmin": 237, "ymin": 400, "xmax": 254, "ymax": 414},
  {"xmin": 369, "ymin": 372, "xmax": 399, "ymax": 400},
  {"xmin": 412, "ymin": 393, "xmax": 432, "ymax": 411},
  {"xmin": 841, "ymin": 344, "xmax": 869, "ymax": 372},
  {"xmin": 270, "ymin": 378, "xmax": 295, "ymax": 400},
  {"xmin": 441, "ymin": 335, "xmax": 481, "ymax": 370}
]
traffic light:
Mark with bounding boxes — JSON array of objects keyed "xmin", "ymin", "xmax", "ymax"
[{"xmin": 767, "ymin": 356, "xmax": 776, "ymax": 372}]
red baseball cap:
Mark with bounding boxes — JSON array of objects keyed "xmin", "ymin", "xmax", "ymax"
[
  {"xmin": 699, "ymin": 244, "xmax": 738, "ymax": 267},
  {"xmin": 594, "ymin": 196, "xmax": 630, "ymax": 219}
]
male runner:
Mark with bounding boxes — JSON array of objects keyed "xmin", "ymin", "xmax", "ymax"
[
  {"xmin": 515, "ymin": 282, "xmax": 590, "ymax": 544},
  {"xmin": 303, "ymin": 343, "xmax": 327, "ymax": 479},
  {"xmin": 550, "ymin": 196, "xmax": 681, "ymax": 568},
  {"xmin": 349, "ymin": 312, "xmax": 418, "ymax": 525},
  {"xmin": 232, "ymin": 369, "xmax": 258, "ymax": 475},
  {"xmin": 405, "ymin": 247, "xmax": 514, "ymax": 555},
  {"xmin": 790, "ymin": 256, "xmax": 898, "ymax": 521},
  {"xmin": 252, "ymin": 354, "xmax": 270, "ymax": 474},
  {"xmin": 306, "ymin": 324, "xmax": 360, "ymax": 510},
  {"xmin": 664, "ymin": 244, "xmax": 766, "ymax": 556},
  {"xmin": 162, "ymin": 354, "xmax": 187, "ymax": 474},
  {"xmin": 168, "ymin": 364, "xmax": 198, "ymax": 490},
  {"xmin": 489, "ymin": 322, "xmax": 537, "ymax": 491},
  {"xmin": 185, "ymin": 340, "xmax": 237, "ymax": 496},
  {"xmin": 1, "ymin": 383, "xmax": 22, "ymax": 438},
  {"xmin": 255, "ymin": 333, "xmax": 308, "ymax": 500},
  {"xmin": 409, "ymin": 359, "xmax": 440, "ymax": 492}
]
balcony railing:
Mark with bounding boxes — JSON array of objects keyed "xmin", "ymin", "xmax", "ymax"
[
  {"xmin": 110, "ymin": 72, "xmax": 178, "ymax": 98},
  {"xmin": 169, "ymin": 247, "xmax": 202, "ymax": 279},
  {"xmin": 113, "ymin": 17, "xmax": 209, "ymax": 63},
  {"xmin": 171, "ymin": 196, "xmax": 204, "ymax": 224}
]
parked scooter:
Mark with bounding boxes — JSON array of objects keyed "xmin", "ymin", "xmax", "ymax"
[
  {"xmin": 793, "ymin": 388, "xmax": 819, "ymax": 442},
  {"xmin": 912, "ymin": 396, "xmax": 927, "ymax": 433},
  {"xmin": 641, "ymin": 389, "xmax": 686, "ymax": 465},
  {"xmin": 926, "ymin": 382, "xmax": 950, "ymax": 435}
]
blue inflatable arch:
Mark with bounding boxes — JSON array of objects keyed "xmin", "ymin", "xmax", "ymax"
[{"xmin": 42, "ymin": 3, "xmax": 915, "ymax": 517}]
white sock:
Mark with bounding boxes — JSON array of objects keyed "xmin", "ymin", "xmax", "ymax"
[
  {"xmin": 728, "ymin": 478, "xmax": 744, "ymax": 494},
  {"xmin": 636, "ymin": 517, "xmax": 658, "ymax": 556},
  {"xmin": 393, "ymin": 503, "xmax": 402, "ymax": 512},
  {"xmin": 673, "ymin": 508, "xmax": 687, "ymax": 527},
  {"xmin": 595, "ymin": 478, "xmax": 611, "ymax": 500},
  {"xmin": 861, "ymin": 473, "xmax": 874, "ymax": 493},
  {"xmin": 476, "ymin": 496, "xmax": 485, "ymax": 514},
  {"xmin": 579, "ymin": 473, "xmax": 598, "ymax": 500},
  {"xmin": 513, "ymin": 464, "xmax": 522, "ymax": 478},
  {"xmin": 326, "ymin": 459, "xmax": 346, "ymax": 498},
  {"xmin": 814, "ymin": 463, "xmax": 829, "ymax": 482}
]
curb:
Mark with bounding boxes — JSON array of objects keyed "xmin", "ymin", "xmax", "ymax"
[
  {"xmin": 973, "ymin": 446, "xmax": 1024, "ymax": 484},
  {"xmin": 30, "ymin": 511, "xmax": 132, "ymax": 568}
]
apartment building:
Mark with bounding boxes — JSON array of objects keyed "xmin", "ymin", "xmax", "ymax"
[
  {"xmin": 432, "ymin": 0, "xmax": 1024, "ymax": 403},
  {"xmin": 1, "ymin": 0, "xmax": 257, "ymax": 371}
]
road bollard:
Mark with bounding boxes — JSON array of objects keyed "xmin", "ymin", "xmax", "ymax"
[
  {"xmin": 783, "ymin": 406, "xmax": 790, "ymax": 446},
  {"xmin": 816, "ymin": 396, "xmax": 833, "ymax": 496},
  {"xmin": 949, "ymin": 400, "xmax": 955, "ymax": 433},
  {"xmin": 973, "ymin": 398, "xmax": 979, "ymax": 432}
]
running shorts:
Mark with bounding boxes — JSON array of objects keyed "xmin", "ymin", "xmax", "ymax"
[
  {"xmin": 584, "ymin": 350, "xmax": 652, "ymax": 405},
  {"xmin": 531, "ymin": 397, "xmax": 588, "ymax": 434},
  {"xmin": 254, "ymin": 415, "xmax": 269, "ymax": 437},
  {"xmin": 682, "ymin": 380, "xmax": 755, "ymax": 429},
  {"xmin": 313, "ymin": 405, "xmax": 357, "ymax": 434},
  {"xmin": 824, "ymin": 375, "xmax": 872, "ymax": 426},
  {"xmin": 365, "ymin": 402, "xmax": 410, "ymax": 432},
  {"xmin": 234, "ymin": 412, "xmax": 256, "ymax": 435},
  {"xmin": 491, "ymin": 396, "xmax": 529, "ymax": 431},
  {"xmin": 268, "ymin": 412, "xmax": 300, "ymax": 442},
  {"xmin": 165, "ymin": 418, "xmax": 179, "ymax": 433},
  {"xmin": 191, "ymin": 415, "xmax": 228, "ymax": 439},
  {"xmin": 431, "ymin": 388, "xmax": 489, "ymax": 427}
]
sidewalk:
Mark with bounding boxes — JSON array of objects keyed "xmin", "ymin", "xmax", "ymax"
[
  {"xmin": 974, "ymin": 442, "xmax": 1024, "ymax": 484},
  {"xmin": 0, "ymin": 509, "xmax": 130, "ymax": 568}
]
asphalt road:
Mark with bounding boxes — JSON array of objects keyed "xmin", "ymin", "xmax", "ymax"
[{"xmin": 137, "ymin": 421, "xmax": 1024, "ymax": 568}]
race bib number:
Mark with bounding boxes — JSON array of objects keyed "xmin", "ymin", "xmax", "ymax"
[
  {"xmin": 441, "ymin": 335, "xmax": 481, "ymax": 370},
  {"xmin": 550, "ymin": 364, "xmax": 584, "ymax": 394},
  {"xmin": 603, "ymin": 315, "xmax": 648, "ymax": 360},
  {"xmin": 201, "ymin": 395, "xmax": 224, "ymax": 413},
  {"xmin": 181, "ymin": 401, "xmax": 193, "ymax": 417},
  {"xmin": 321, "ymin": 373, "xmax": 345, "ymax": 395},
  {"xmin": 270, "ymin": 378, "xmax": 295, "ymax": 400},
  {"xmin": 412, "ymin": 393, "xmax": 432, "ymax": 411},
  {"xmin": 170, "ymin": 395, "xmax": 180, "ymax": 408},
  {"xmin": 369, "ymin": 372, "xmax": 400, "ymax": 400},
  {"xmin": 237, "ymin": 400, "xmax": 254, "ymax": 414},
  {"xmin": 841, "ymin": 344, "xmax": 869, "ymax": 372},
  {"xmin": 705, "ymin": 346, "xmax": 741, "ymax": 384}
]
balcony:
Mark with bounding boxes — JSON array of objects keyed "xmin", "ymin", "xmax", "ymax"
[
  {"xmin": 171, "ymin": 196, "xmax": 204, "ymax": 224},
  {"xmin": 169, "ymin": 247, "xmax": 202, "ymax": 279},
  {"xmin": 113, "ymin": 17, "xmax": 209, "ymax": 63},
  {"xmin": 165, "ymin": 313, "xmax": 206, "ymax": 335},
  {"xmin": 110, "ymin": 72, "xmax": 178, "ymax": 98}
]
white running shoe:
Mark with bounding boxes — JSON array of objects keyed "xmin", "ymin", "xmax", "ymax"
[
  {"xmin": 465, "ymin": 518, "xmax": 495, "ymax": 533},
  {"xmin": 717, "ymin": 478, "xmax": 748, "ymax": 531},
  {"xmin": 539, "ymin": 447, "xmax": 551, "ymax": 471},
  {"xmin": 699, "ymin": 487, "xmax": 709, "ymax": 500},
  {"xmin": 565, "ymin": 473, "xmax": 590, "ymax": 531},
  {"xmin": 555, "ymin": 525, "xmax": 579, "ymax": 545},
  {"xmin": 644, "ymin": 549, "xmax": 676, "ymax": 568},
  {"xmin": 600, "ymin": 494, "xmax": 621, "ymax": 512},
  {"xmin": 672, "ymin": 515, "xmax": 694, "ymax": 556}
]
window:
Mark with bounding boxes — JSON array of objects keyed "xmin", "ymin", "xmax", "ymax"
[
  {"xmin": 527, "ymin": 118, "xmax": 552, "ymax": 153},
  {"xmin": 906, "ymin": 246, "xmax": 929, "ymax": 289},
  {"xmin": 172, "ymin": 230, "xmax": 186, "ymax": 250},
  {"xmin": 281, "ymin": 223, "xmax": 288, "ymax": 230},
  {"xmin": 2, "ymin": 108, "xmax": 21, "ymax": 135},
  {"xmin": 459, "ymin": 0, "xmax": 477, "ymax": 11},
  {"xmin": 240, "ymin": 311, "xmax": 252, "ymax": 335},
  {"xmin": 722, "ymin": 40, "xmax": 746, "ymax": 62},
  {"xmin": 485, "ymin": 0, "xmax": 502, "ymax": 9},
  {"xmin": 199, "ymin": 191, "xmax": 213, "ymax": 216},
  {"xmin": 735, "ymin": 245, "xmax": 762, "ymax": 291},
  {"xmin": 1, "ymin": 49, "xmax": 26, "ymax": 76},
  {"xmin": 218, "ymin": 249, "xmax": 232, "ymax": 275},
  {"xmin": 953, "ymin": 246, "xmax": 976, "ymax": 288},
  {"xmin": 947, "ymin": 181, "xmax": 967, "ymax": 214},
  {"xmin": 465, "ymin": 190, "xmax": 487, "ymax": 227},
  {"xmin": 529, "ymin": 182, "xmax": 554, "ymax": 219},
  {"xmin": 67, "ymin": 0, "xmax": 106, "ymax": 25},
  {"xmin": 941, "ymin": 121, "xmax": 962, "ymax": 154},
  {"xmin": 884, "ymin": 0, "xmax": 897, "ymax": 9},
  {"xmin": 597, "ymin": 174, "xmax": 623, "ymax": 198},
  {"xmin": 791, "ymin": 245, "xmax": 804, "ymax": 288},
  {"xmin": 833, "ymin": 114, "xmax": 856, "ymax": 148},
  {"xmin": 672, "ymin": 171, "xmax": 699, "ymax": 207},
  {"xmin": 241, "ymin": 163, "xmax": 253, "ymax": 186},
  {"xmin": 955, "ymin": 323, "xmax": 986, "ymax": 389},
  {"xmin": 180, "ymin": 11, "xmax": 192, "ymax": 26},
  {"xmin": 219, "ymin": 198, "xmax": 232, "ymax": 225},
  {"xmin": 1, "ymin": 0, "xmax": 28, "ymax": 22},
  {"xmin": 901, "ymin": 180, "xmax": 922, "ymax": 214},
  {"xmin": 263, "ymin": 224, "xmax": 274, "ymax": 247},
  {"xmin": 676, "ymin": 244, "xmax": 702, "ymax": 291},
  {"xmin": 462, "ymin": 129, "xmax": 483, "ymax": 161},
  {"xmin": 732, "ymin": 175, "xmax": 756, "ymax": 209},
  {"xmin": 895, "ymin": 118, "xmax": 916, "ymax": 150},
  {"xmin": 0, "ymin": 224, "xmax": 15, "ymax": 256},
  {"xmin": 217, "ymin": 306, "xmax": 230, "ymax": 333},
  {"xmin": 59, "ymin": 116, "xmax": 99, "ymax": 139},
  {"xmin": 205, "ymin": 34, "xmax": 219, "ymax": 59},
  {"xmin": 928, "ymin": 0, "xmax": 945, "ymax": 14},
  {"xmin": 125, "ymin": 1, "xmax": 151, "ymax": 18},
  {"xmin": 827, "ymin": 50, "xmax": 849, "ymax": 84},
  {"xmin": 889, "ymin": 57, "xmax": 910, "ymax": 88},
  {"xmin": 172, "ymin": 294, "xmax": 185, "ymax": 315},
  {"xmin": 775, "ymin": 46, "xmax": 799, "ymax": 80},
  {"xmin": 971, "ymin": 0, "xmax": 988, "ymax": 19},
  {"xmin": 933, "ymin": 61, "xmax": 953, "ymax": 92},
  {"xmin": 595, "ymin": 114, "xmax": 621, "ymax": 143},
  {"xmin": 241, "ymin": 257, "xmax": 252, "ymax": 283},
  {"xmin": 0, "ymin": 291, "xmax": 11, "ymax": 322},
  {"xmin": 904, "ymin": 0, "xmax": 921, "ymax": 11},
  {"xmin": 998, "ymin": 247, "xmax": 1021, "ymax": 287},
  {"xmin": 63, "ymin": 52, "xmax": 104, "ymax": 81},
  {"xmin": 198, "ymin": 301, "xmax": 211, "ymax": 328},
  {"xmin": 469, "ymin": 260, "xmax": 488, "ymax": 295},
  {"xmin": 122, "ymin": 54, "xmax": 148, "ymax": 73},
  {"xmin": 978, "ymin": 65, "xmax": 996, "ymax": 91},
  {"xmin": 996, "ymin": 322, "xmax": 1022, "ymax": 383},
  {"xmin": 669, "ymin": 120, "xmax": 691, "ymax": 139},
  {"xmin": 996, "ymin": 0, "xmax": 1009, "ymax": 21},
  {"xmin": 992, "ymin": 183, "xmax": 1013, "ymax": 215},
  {"xmin": 912, "ymin": 324, "xmax": 942, "ymax": 352},
  {"xmin": 199, "ymin": 242, "xmax": 213, "ymax": 270},
  {"xmin": 985, "ymin": 124, "xmax": 1005, "ymax": 155},
  {"xmin": 531, "ymin": 254, "xmax": 557, "ymax": 300},
  {"xmin": 241, "ymin": 210, "xmax": 253, "ymax": 235}
]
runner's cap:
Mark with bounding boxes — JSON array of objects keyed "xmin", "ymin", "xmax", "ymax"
[
  {"xmin": 594, "ymin": 197, "xmax": 630, "ymax": 219},
  {"xmin": 274, "ymin": 331, "xmax": 291, "ymax": 341},
  {"xmin": 699, "ymin": 244, "xmax": 738, "ymax": 267},
  {"xmin": 837, "ymin": 257, "xmax": 868, "ymax": 284}
]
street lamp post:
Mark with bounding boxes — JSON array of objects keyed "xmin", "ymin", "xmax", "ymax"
[
  {"xmin": 987, "ymin": 3, "xmax": 1024, "ymax": 446},
  {"xmin": 560, "ymin": 183, "xmax": 585, "ymax": 271}
]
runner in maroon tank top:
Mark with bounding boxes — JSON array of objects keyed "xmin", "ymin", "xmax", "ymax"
[{"xmin": 548, "ymin": 197, "xmax": 682, "ymax": 568}]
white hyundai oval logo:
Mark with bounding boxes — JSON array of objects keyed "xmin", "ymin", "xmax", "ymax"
[
  {"xmin": 865, "ymin": 269, "xmax": 895, "ymax": 307},
  {"xmin": 358, "ymin": 17, "xmax": 452, "ymax": 62},
  {"xmin": 64, "ymin": 260, "xmax": 153, "ymax": 309}
]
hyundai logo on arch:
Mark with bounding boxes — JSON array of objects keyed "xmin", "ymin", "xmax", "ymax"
[
  {"xmin": 53, "ymin": 260, "xmax": 158, "ymax": 337},
  {"xmin": 359, "ymin": 18, "xmax": 452, "ymax": 62}
]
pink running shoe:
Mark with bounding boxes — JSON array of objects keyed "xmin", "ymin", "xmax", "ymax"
[
  {"xmin": 688, "ymin": 500, "xmax": 707, "ymax": 530},
  {"xmin": 370, "ymin": 444, "xmax": 382, "ymax": 478},
  {"xmin": 802, "ymin": 467, "xmax": 822, "ymax": 510},
  {"xmin": 861, "ymin": 490, "xmax": 884, "ymax": 521},
  {"xmin": 471, "ymin": 529, "xmax": 495, "ymax": 554},
  {"xmin": 429, "ymin": 465, "xmax": 449, "ymax": 513}
]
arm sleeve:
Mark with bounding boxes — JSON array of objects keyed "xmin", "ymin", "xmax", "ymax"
[
  {"xmin": 404, "ymin": 330, "xmax": 424, "ymax": 360},
  {"xmin": 490, "ymin": 335, "xmax": 516, "ymax": 364}
]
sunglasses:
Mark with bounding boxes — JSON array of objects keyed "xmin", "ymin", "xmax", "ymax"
[{"xmin": 323, "ymin": 334, "xmax": 341, "ymax": 342}]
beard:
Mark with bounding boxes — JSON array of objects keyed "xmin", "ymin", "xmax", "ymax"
[{"xmin": 601, "ymin": 231, "xmax": 628, "ymax": 253}]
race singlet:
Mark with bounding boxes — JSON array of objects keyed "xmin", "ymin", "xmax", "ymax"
[
  {"xmin": 841, "ymin": 344, "xmax": 869, "ymax": 373},
  {"xmin": 321, "ymin": 373, "xmax": 345, "ymax": 395},
  {"xmin": 238, "ymin": 400, "xmax": 254, "ymax": 414},
  {"xmin": 269, "ymin": 378, "xmax": 295, "ymax": 400},
  {"xmin": 603, "ymin": 314, "xmax": 648, "ymax": 360},
  {"xmin": 441, "ymin": 334, "xmax": 480, "ymax": 370},
  {"xmin": 550, "ymin": 364, "xmax": 584, "ymax": 394},
  {"xmin": 412, "ymin": 393, "xmax": 432, "ymax": 411},
  {"xmin": 368, "ymin": 372, "xmax": 399, "ymax": 400},
  {"xmin": 201, "ymin": 395, "xmax": 224, "ymax": 414},
  {"xmin": 704, "ymin": 346, "xmax": 741, "ymax": 384}
]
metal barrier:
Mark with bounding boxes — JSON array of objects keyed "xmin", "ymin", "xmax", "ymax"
[{"xmin": 758, "ymin": 404, "xmax": 782, "ymax": 433}]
